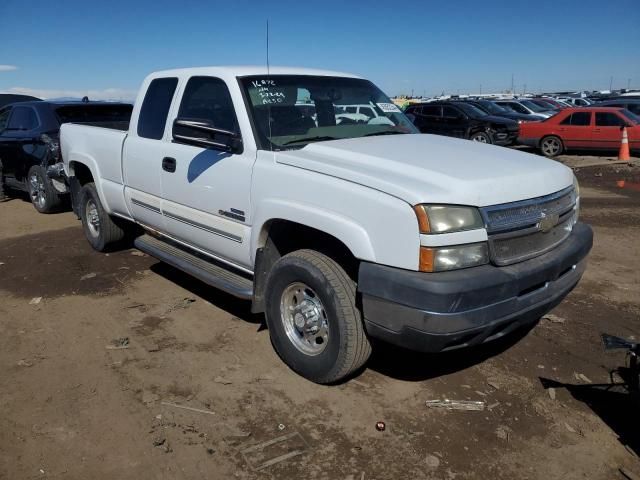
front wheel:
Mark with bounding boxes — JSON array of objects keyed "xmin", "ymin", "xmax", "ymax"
[
  {"xmin": 264, "ymin": 250, "xmax": 371, "ymax": 384},
  {"xmin": 470, "ymin": 131, "xmax": 492, "ymax": 144},
  {"xmin": 540, "ymin": 136, "xmax": 564, "ymax": 157},
  {"xmin": 27, "ymin": 165, "xmax": 62, "ymax": 213}
]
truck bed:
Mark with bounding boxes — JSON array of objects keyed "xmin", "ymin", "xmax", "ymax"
[
  {"xmin": 72, "ymin": 120, "xmax": 130, "ymax": 131},
  {"xmin": 60, "ymin": 123, "xmax": 128, "ymax": 200}
]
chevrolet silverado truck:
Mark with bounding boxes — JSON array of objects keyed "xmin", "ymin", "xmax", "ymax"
[{"xmin": 60, "ymin": 66, "xmax": 593, "ymax": 384}]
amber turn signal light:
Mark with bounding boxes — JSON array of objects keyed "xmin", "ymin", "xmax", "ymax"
[
  {"xmin": 413, "ymin": 205, "xmax": 430, "ymax": 233},
  {"xmin": 419, "ymin": 247, "xmax": 435, "ymax": 272}
]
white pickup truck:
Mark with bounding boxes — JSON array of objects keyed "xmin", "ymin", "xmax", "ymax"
[{"xmin": 61, "ymin": 66, "xmax": 593, "ymax": 383}]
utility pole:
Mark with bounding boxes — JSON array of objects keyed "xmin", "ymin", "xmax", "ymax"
[
  {"xmin": 510, "ymin": 74, "xmax": 514, "ymax": 94},
  {"xmin": 609, "ymin": 76, "xmax": 613, "ymax": 91},
  {"xmin": 523, "ymin": 83, "xmax": 527, "ymax": 95}
]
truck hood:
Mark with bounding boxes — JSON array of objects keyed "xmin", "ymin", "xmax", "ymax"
[{"xmin": 275, "ymin": 134, "xmax": 573, "ymax": 207}]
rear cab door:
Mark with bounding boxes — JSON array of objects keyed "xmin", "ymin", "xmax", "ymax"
[
  {"xmin": 592, "ymin": 110, "xmax": 627, "ymax": 150},
  {"xmin": 557, "ymin": 110, "xmax": 592, "ymax": 148},
  {"xmin": 123, "ymin": 76, "xmax": 180, "ymax": 230},
  {"xmin": 159, "ymin": 75, "xmax": 255, "ymax": 270}
]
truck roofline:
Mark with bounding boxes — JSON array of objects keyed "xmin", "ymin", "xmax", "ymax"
[{"xmin": 146, "ymin": 65, "xmax": 362, "ymax": 80}]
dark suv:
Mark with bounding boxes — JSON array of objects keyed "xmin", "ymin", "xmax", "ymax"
[
  {"xmin": 0, "ymin": 101, "xmax": 132, "ymax": 212},
  {"xmin": 405, "ymin": 101, "xmax": 519, "ymax": 145}
]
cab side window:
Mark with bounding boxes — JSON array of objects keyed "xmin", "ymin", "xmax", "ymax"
[
  {"xmin": 178, "ymin": 76, "xmax": 239, "ymax": 133},
  {"xmin": 7, "ymin": 106, "xmax": 39, "ymax": 130},
  {"xmin": 138, "ymin": 77, "xmax": 179, "ymax": 140}
]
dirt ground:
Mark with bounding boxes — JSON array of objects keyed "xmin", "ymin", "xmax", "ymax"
[{"xmin": 1, "ymin": 157, "xmax": 639, "ymax": 480}]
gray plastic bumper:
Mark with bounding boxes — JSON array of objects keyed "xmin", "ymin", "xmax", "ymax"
[{"xmin": 358, "ymin": 222, "xmax": 593, "ymax": 352}]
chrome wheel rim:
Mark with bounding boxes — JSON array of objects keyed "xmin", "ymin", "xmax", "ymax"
[
  {"xmin": 29, "ymin": 172, "xmax": 46, "ymax": 209},
  {"xmin": 280, "ymin": 282, "xmax": 329, "ymax": 356},
  {"xmin": 542, "ymin": 138, "xmax": 560, "ymax": 156},
  {"xmin": 471, "ymin": 134, "xmax": 488, "ymax": 143},
  {"xmin": 85, "ymin": 199, "xmax": 100, "ymax": 238}
]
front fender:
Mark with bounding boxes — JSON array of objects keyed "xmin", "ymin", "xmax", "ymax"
[{"xmin": 251, "ymin": 198, "xmax": 376, "ymax": 266}]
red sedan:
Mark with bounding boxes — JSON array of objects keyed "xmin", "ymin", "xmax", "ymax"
[{"xmin": 518, "ymin": 107, "xmax": 640, "ymax": 157}]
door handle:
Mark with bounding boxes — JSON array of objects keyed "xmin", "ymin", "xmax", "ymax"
[{"xmin": 162, "ymin": 157, "xmax": 176, "ymax": 173}]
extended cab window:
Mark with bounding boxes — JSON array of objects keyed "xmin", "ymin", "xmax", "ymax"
[
  {"xmin": 178, "ymin": 76, "xmax": 239, "ymax": 133},
  {"xmin": 595, "ymin": 112, "xmax": 625, "ymax": 127},
  {"xmin": 560, "ymin": 112, "xmax": 591, "ymax": 126},
  {"xmin": 7, "ymin": 106, "xmax": 38, "ymax": 130},
  {"xmin": 138, "ymin": 77, "xmax": 178, "ymax": 140}
]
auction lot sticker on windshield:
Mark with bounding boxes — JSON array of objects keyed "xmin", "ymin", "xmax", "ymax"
[{"xmin": 377, "ymin": 102, "xmax": 401, "ymax": 113}]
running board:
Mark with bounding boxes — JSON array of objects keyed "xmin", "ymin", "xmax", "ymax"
[{"xmin": 134, "ymin": 234, "xmax": 253, "ymax": 299}]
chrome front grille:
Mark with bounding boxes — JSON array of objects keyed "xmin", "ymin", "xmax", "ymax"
[{"xmin": 481, "ymin": 187, "xmax": 577, "ymax": 266}]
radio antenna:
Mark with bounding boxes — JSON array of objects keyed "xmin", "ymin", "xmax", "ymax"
[
  {"xmin": 266, "ymin": 19, "xmax": 270, "ymax": 75},
  {"xmin": 266, "ymin": 19, "xmax": 273, "ymax": 150}
]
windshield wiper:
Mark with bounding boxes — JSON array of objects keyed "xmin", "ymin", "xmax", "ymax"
[
  {"xmin": 281, "ymin": 135, "xmax": 339, "ymax": 146},
  {"xmin": 363, "ymin": 130, "xmax": 406, "ymax": 137}
]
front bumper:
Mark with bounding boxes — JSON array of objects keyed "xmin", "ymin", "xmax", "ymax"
[{"xmin": 358, "ymin": 222, "xmax": 593, "ymax": 352}]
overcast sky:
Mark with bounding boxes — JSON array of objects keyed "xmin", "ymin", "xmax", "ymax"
[{"xmin": 1, "ymin": 0, "xmax": 639, "ymax": 100}]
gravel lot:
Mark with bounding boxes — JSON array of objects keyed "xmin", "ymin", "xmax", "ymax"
[{"xmin": 0, "ymin": 155, "xmax": 639, "ymax": 479}]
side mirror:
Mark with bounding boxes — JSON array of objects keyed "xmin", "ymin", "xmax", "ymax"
[{"xmin": 172, "ymin": 118, "xmax": 242, "ymax": 153}]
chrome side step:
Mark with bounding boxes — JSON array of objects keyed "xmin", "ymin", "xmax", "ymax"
[{"xmin": 134, "ymin": 234, "xmax": 253, "ymax": 299}]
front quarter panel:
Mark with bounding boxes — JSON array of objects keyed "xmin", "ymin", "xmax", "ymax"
[{"xmin": 251, "ymin": 150, "xmax": 420, "ymax": 270}]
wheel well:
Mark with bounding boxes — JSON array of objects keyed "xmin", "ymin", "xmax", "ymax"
[
  {"xmin": 539, "ymin": 135, "xmax": 563, "ymax": 147},
  {"xmin": 251, "ymin": 219, "xmax": 359, "ymax": 313},
  {"xmin": 70, "ymin": 162, "xmax": 94, "ymax": 186}
]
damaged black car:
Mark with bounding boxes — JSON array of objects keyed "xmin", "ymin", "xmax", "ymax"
[{"xmin": 0, "ymin": 100, "xmax": 132, "ymax": 212}]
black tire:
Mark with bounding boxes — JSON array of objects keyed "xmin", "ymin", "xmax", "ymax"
[
  {"xmin": 540, "ymin": 136, "xmax": 564, "ymax": 157},
  {"xmin": 27, "ymin": 165, "xmax": 62, "ymax": 213},
  {"xmin": 264, "ymin": 249, "xmax": 371, "ymax": 384},
  {"xmin": 469, "ymin": 131, "xmax": 492, "ymax": 144},
  {"xmin": 79, "ymin": 182, "xmax": 127, "ymax": 252}
]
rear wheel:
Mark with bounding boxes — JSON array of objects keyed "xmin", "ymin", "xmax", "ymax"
[
  {"xmin": 79, "ymin": 182, "xmax": 128, "ymax": 251},
  {"xmin": 470, "ymin": 131, "xmax": 491, "ymax": 144},
  {"xmin": 540, "ymin": 136, "xmax": 564, "ymax": 157},
  {"xmin": 27, "ymin": 165, "xmax": 62, "ymax": 213},
  {"xmin": 264, "ymin": 249, "xmax": 371, "ymax": 384}
]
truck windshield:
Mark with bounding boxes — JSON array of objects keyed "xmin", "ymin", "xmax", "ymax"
[{"xmin": 239, "ymin": 75, "xmax": 418, "ymax": 150}]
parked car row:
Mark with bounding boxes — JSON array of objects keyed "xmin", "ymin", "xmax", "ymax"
[{"xmin": 397, "ymin": 95, "xmax": 640, "ymax": 157}]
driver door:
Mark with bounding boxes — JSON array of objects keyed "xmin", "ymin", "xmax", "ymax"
[{"xmin": 160, "ymin": 76, "xmax": 254, "ymax": 269}]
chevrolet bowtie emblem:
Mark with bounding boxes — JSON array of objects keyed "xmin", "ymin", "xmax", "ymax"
[{"xmin": 539, "ymin": 212, "xmax": 559, "ymax": 233}]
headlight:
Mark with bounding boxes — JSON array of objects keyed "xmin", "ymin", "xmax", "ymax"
[
  {"xmin": 573, "ymin": 174, "xmax": 580, "ymax": 223},
  {"xmin": 414, "ymin": 205, "xmax": 484, "ymax": 234},
  {"xmin": 420, "ymin": 243, "xmax": 489, "ymax": 272}
]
